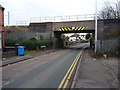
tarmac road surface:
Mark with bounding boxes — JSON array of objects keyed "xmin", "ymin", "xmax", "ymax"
[{"xmin": 2, "ymin": 43, "xmax": 89, "ymax": 88}]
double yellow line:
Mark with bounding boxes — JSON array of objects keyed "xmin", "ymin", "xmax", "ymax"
[{"xmin": 57, "ymin": 50, "xmax": 83, "ymax": 89}]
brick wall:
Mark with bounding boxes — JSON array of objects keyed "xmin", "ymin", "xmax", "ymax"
[
  {"xmin": 103, "ymin": 19, "xmax": 119, "ymax": 39},
  {"xmin": 29, "ymin": 23, "xmax": 47, "ymax": 33},
  {"xmin": 0, "ymin": 6, "xmax": 4, "ymax": 48},
  {"xmin": 0, "ymin": 7, "xmax": 3, "ymax": 31}
]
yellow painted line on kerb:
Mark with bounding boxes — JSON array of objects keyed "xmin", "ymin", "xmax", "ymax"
[{"xmin": 57, "ymin": 50, "xmax": 83, "ymax": 89}]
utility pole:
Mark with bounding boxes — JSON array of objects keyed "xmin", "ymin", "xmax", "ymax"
[{"xmin": 95, "ymin": 0, "xmax": 98, "ymax": 53}]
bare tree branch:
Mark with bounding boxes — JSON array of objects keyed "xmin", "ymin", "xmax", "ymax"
[{"xmin": 98, "ymin": 1, "xmax": 120, "ymax": 19}]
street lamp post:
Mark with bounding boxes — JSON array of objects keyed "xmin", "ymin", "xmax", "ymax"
[
  {"xmin": 95, "ymin": 0, "xmax": 98, "ymax": 52},
  {"xmin": 8, "ymin": 12, "xmax": 10, "ymax": 25}
]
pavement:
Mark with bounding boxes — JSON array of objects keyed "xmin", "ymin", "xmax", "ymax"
[
  {"xmin": 1, "ymin": 49, "xmax": 58, "ymax": 67},
  {"xmin": 74, "ymin": 50, "xmax": 119, "ymax": 88}
]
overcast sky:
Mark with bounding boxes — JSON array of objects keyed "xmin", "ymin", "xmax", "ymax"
[{"xmin": 0, "ymin": 0, "xmax": 118, "ymax": 25}]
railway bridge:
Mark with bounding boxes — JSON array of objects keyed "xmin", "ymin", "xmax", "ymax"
[{"xmin": 29, "ymin": 19, "xmax": 119, "ymax": 49}]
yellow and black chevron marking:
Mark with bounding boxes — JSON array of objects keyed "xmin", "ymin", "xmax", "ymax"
[{"xmin": 59, "ymin": 27, "xmax": 85, "ymax": 31}]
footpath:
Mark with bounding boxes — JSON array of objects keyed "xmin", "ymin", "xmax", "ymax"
[
  {"xmin": 74, "ymin": 50, "xmax": 119, "ymax": 88},
  {"xmin": 1, "ymin": 49, "xmax": 58, "ymax": 67}
]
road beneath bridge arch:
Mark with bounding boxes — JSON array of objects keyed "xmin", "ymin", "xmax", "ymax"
[{"xmin": 53, "ymin": 29, "xmax": 95, "ymax": 48}]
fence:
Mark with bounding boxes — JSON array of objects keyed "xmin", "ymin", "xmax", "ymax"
[
  {"xmin": 5, "ymin": 32, "xmax": 51, "ymax": 41},
  {"xmin": 96, "ymin": 38, "xmax": 120, "ymax": 55}
]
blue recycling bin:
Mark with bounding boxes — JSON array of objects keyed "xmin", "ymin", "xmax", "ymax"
[{"xmin": 17, "ymin": 46, "xmax": 25, "ymax": 56}]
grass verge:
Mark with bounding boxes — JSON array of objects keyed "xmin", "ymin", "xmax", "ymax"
[
  {"xmin": 25, "ymin": 50, "xmax": 41, "ymax": 54},
  {"xmin": 88, "ymin": 49, "xmax": 102, "ymax": 59},
  {"xmin": 88, "ymin": 49, "xmax": 120, "ymax": 59}
]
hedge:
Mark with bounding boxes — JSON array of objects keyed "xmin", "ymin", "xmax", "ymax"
[
  {"xmin": 5, "ymin": 39, "xmax": 53, "ymax": 50},
  {"xmin": 21, "ymin": 40, "xmax": 53, "ymax": 50}
]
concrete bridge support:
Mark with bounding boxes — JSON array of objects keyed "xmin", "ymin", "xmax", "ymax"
[
  {"xmin": 90, "ymin": 33, "xmax": 95, "ymax": 48},
  {"xmin": 53, "ymin": 38, "xmax": 64, "ymax": 48},
  {"xmin": 53, "ymin": 31, "xmax": 64, "ymax": 49}
]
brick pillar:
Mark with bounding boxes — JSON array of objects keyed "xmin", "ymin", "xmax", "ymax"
[
  {"xmin": 2, "ymin": 8, "xmax": 4, "ymax": 48},
  {"xmin": 0, "ymin": 5, "xmax": 5, "ymax": 48}
]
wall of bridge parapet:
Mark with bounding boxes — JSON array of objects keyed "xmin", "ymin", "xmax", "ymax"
[{"xmin": 29, "ymin": 19, "xmax": 120, "ymax": 40}]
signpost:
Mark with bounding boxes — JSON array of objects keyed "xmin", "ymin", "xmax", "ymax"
[{"xmin": 72, "ymin": 26, "xmax": 75, "ymax": 30}]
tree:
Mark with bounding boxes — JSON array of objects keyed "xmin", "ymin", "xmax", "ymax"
[
  {"xmin": 98, "ymin": 1, "xmax": 120, "ymax": 19},
  {"xmin": 85, "ymin": 33, "xmax": 91, "ymax": 40},
  {"xmin": 61, "ymin": 34, "xmax": 70, "ymax": 41}
]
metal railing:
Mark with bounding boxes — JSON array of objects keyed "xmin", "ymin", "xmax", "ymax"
[
  {"xmin": 16, "ymin": 21, "xmax": 29, "ymax": 26},
  {"xmin": 30, "ymin": 14, "xmax": 95, "ymax": 22},
  {"xmin": 16, "ymin": 14, "xmax": 96, "ymax": 26}
]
